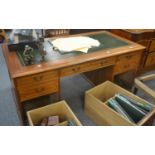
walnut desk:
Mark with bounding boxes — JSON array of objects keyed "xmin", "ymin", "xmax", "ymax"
[{"xmin": 1, "ymin": 31, "xmax": 145, "ymax": 121}]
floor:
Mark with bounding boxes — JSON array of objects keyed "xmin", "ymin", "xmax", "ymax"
[
  {"xmin": 0, "ymin": 46, "xmax": 20, "ymax": 125},
  {"xmin": 0, "ymin": 46, "xmax": 155, "ymax": 126}
]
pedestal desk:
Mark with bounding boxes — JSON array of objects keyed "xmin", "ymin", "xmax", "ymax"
[{"xmin": 1, "ymin": 31, "xmax": 145, "ymax": 122}]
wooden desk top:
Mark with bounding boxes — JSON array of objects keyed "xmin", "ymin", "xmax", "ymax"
[
  {"xmin": 124, "ymin": 29, "xmax": 155, "ymax": 34},
  {"xmin": 110, "ymin": 29, "xmax": 155, "ymax": 42},
  {"xmin": 1, "ymin": 31, "xmax": 145, "ymax": 78}
]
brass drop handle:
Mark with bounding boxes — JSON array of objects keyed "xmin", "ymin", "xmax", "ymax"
[
  {"xmin": 126, "ymin": 55, "xmax": 132, "ymax": 59},
  {"xmin": 77, "ymin": 67, "xmax": 80, "ymax": 71},
  {"xmin": 33, "ymin": 76, "xmax": 43, "ymax": 81},
  {"xmin": 72, "ymin": 68, "xmax": 76, "ymax": 72},
  {"xmin": 72, "ymin": 67, "xmax": 80, "ymax": 72},
  {"xmin": 124, "ymin": 64, "xmax": 129, "ymax": 68},
  {"xmin": 35, "ymin": 87, "xmax": 45, "ymax": 93}
]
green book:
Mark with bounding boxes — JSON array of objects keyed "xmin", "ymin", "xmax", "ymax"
[
  {"xmin": 115, "ymin": 94, "xmax": 146, "ymax": 123},
  {"xmin": 107, "ymin": 98, "xmax": 135, "ymax": 123},
  {"xmin": 119, "ymin": 94, "xmax": 153, "ymax": 113}
]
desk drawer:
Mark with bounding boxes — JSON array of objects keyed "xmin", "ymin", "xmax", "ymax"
[
  {"xmin": 149, "ymin": 39, "xmax": 155, "ymax": 53},
  {"xmin": 60, "ymin": 57, "xmax": 115, "ymax": 77},
  {"xmin": 18, "ymin": 81, "xmax": 59, "ymax": 102},
  {"xmin": 16, "ymin": 71, "xmax": 58, "ymax": 87},
  {"xmin": 114, "ymin": 52, "xmax": 141, "ymax": 74},
  {"xmin": 145, "ymin": 52, "xmax": 155, "ymax": 67}
]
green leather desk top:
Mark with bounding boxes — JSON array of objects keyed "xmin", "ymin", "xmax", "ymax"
[{"xmin": 17, "ymin": 32, "xmax": 130, "ymax": 66}]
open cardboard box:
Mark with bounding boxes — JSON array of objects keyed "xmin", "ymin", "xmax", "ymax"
[
  {"xmin": 85, "ymin": 81, "xmax": 155, "ymax": 126},
  {"xmin": 27, "ymin": 100, "xmax": 82, "ymax": 126}
]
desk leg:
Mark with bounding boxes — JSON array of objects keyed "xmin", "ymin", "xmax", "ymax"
[
  {"xmin": 12, "ymin": 99, "xmax": 25, "ymax": 125},
  {"xmin": 17, "ymin": 102, "xmax": 25, "ymax": 125},
  {"xmin": 11, "ymin": 87, "xmax": 24, "ymax": 125}
]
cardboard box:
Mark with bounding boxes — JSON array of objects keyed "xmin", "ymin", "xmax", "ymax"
[
  {"xmin": 85, "ymin": 81, "xmax": 155, "ymax": 126},
  {"xmin": 27, "ymin": 100, "xmax": 82, "ymax": 126}
]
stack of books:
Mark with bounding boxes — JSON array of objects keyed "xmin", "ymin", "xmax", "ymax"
[{"xmin": 107, "ymin": 94, "xmax": 153, "ymax": 124}]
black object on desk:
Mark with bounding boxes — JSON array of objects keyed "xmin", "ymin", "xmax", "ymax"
[
  {"xmin": 8, "ymin": 29, "xmax": 40, "ymax": 51},
  {"xmin": 8, "ymin": 41, "xmax": 39, "ymax": 51}
]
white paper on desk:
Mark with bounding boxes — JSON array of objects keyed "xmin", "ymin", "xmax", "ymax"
[{"xmin": 50, "ymin": 36, "xmax": 100, "ymax": 53}]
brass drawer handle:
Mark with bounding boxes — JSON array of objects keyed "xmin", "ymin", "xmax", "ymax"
[
  {"xmin": 33, "ymin": 76, "xmax": 43, "ymax": 81},
  {"xmin": 72, "ymin": 67, "xmax": 80, "ymax": 72},
  {"xmin": 72, "ymin": 68, "xmax": 76, "ymax": 72},
  {"xmin": 117, "ymin": 55, "xmax": 133, "ymax": 61},
  {"xmin": 126, "ymin": 55, "xmax": 133, "ymax": 59},
  {"xmin": 35, "ymin": 87, "xmax": 45, "ymax": 93},
  {"xmin": 124, "ymin": 64, "xmax": 130, "ymax": 68},
  {"xmin": 77, "ymin": 67, "xmax": 80, "ymax": 70},
  {"xmin": 100, "ymin": 60, "xmax": 108, "ymax": 66}
]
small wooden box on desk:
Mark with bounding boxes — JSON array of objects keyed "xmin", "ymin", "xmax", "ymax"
[
  {"xmin": 27, "ymin": 100, "xmax": 82, "ymax": 126},
  {"xmin": 85, "ymin": 81, "xmax": 155, "ymax": 126}
]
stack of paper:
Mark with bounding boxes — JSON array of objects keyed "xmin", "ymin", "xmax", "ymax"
[{"xmin": 50, "ymin": 36, "xmax": 100, "ymax": 53}]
